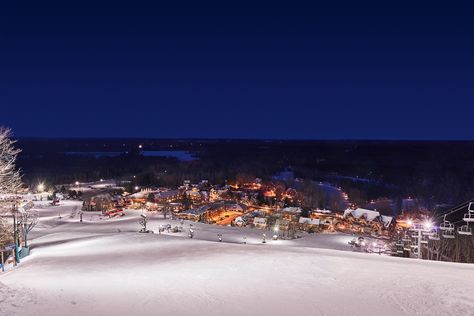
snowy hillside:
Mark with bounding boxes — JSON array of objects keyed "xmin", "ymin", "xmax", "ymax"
[{"xmin": 1, "ymin": 201, "xmax": 474, "ymax": 316}]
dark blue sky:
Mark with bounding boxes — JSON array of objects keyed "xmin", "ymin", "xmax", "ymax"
[{"xmin": 1, "ymin": 2, "xmax": 473, "ymax": 139}]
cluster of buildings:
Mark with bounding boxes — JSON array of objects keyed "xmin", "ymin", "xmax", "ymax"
[
  {"xmin": 341, "ymin": 208, "xmax": 394, "ymax": 237},
  {"xmin": 60, "ymin": 178, "xmax": 397, "ymax": 239}
]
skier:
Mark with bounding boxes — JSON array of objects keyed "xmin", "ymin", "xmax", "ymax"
[
  {"xmin": 243, "ymin": 236, "xmax": 247, "ymax": 245},
  {"xmin": 349, "ymin": 238, "xmax": 356, "ymax": 248},
  {"xmin": 262, "ymin": 233, "xmax": 266, "ymax": 244},
  {"xmin": 217, "ymin": 233, "xmax": 222, "ymax": 242},
  {"xmin": 189, "ymin": 228, "xmax": 194, "ymax": 238}
]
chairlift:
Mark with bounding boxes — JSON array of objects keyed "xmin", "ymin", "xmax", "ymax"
[
  {"xmin": 428, "ymin": 229, "xmax": 440, "ymax": 241},
  {"xmin": 469, "ymin": 202, "xmax": 474, "ymax": 212},
  {"xmin": 463, "ymin": 212, "xmax": 474, "ymax": 222},
  {"xmin": 440, "ymin": 215, "xmax": 454, "ymax": 231},
  {"xmin": 458, "ymin": 224, "xmax": 472, "ymax": 236},
  {"xmin": 403, "ymin": 238, "xmax": 411, "ymax": 251},
  {"xmin": 442, "ymin": 229, "xmax": 455, "ymax": 239},
  {"xmin": 402, "ymin": 232, "xmax": 411, "ymax": 242},
  {"xmin": 463, "ymin": 202, "xmax": 474, "ymax": 222},
  {"xmin": 394, "ymin": 239, "xmax": 404, "ymax": 254}
]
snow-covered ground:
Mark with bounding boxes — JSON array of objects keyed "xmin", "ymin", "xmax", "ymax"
[{"xmin": 1, "ymin": 200, "xmax": 474, "ymax": 315}]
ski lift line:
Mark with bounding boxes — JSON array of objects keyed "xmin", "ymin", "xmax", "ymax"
[
  {"xmin": 436, "ymin": 200, "xmax": 471, "ymax": 217},
  {"xmin": 435, "ymin": 202, "xmax": 470, "ymax": 219},
  {"xmin": 433, "ymin": 199, "xmax": 474, "ymax": 220},
  {"xmin": 452, "ymin": 219, "xmax": 469, "ymax": 225}
]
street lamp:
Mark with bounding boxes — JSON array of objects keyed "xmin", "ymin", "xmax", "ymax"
[
  {"xmin": 37, "ymin": 183, "xmax": 45, "ymax": 193},
  {"xmin": 423, "ymin": 220, "xmax": 433, "ymax": 230}
]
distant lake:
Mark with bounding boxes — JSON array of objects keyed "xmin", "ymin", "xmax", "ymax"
[
  {"xmin": 142, "ymin": 151, "xmax": 197, "ymax": 161},
  {"xmin": 63, "ymin": 150, "xmax": 197, "ymax": 161}
]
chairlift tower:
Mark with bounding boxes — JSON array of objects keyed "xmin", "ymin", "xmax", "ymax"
[{"xmin": 408, "ymin": 221, "xmax": 433, "ymax": 259}]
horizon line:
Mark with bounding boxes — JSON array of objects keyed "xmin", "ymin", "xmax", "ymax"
[{"xmin": 14, "ymin": 136, "xmax": 474, "ymax": 142}]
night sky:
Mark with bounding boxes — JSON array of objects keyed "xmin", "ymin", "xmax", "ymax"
[{"xmin": 1, "ymin": 3, "xmax": 473, "ymax": 139}]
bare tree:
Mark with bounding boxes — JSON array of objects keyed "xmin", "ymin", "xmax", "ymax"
[
  {"xmin": 0, "ymin": 127, "xmax": 22, "ymax": 196},
  {"xmin": 19, "ymin": 210, "xmax": 39, "ymax": 248},
  {"xmin": 0, "ymin": 127, "xmax": 22, "ymax": 249},
  {"xmin": 0, "ymin": 218, "xmax": 13, "ymax": 247}
]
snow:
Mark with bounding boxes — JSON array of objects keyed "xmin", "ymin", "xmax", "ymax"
[
  {"xmin": 298, "ymin": 217, "xmax": 320, "ymax": 225},
  {"xmin": 344, "ymin": 208, "xmax": 380, "ymax": 222},
  {"xmin": 65, "ymin": 179, "xmax": 122, "ymax": 192},
  {"xmin": 381, "ymin": 215, "xmax": 394, "ymax": 227},
  {"xmin": 343, "ymin": 208, "xmax": 393, "ymax": 227},
  {"xmin": 1, "ymin": 200, "xmax": 474, "ymax": 315}
]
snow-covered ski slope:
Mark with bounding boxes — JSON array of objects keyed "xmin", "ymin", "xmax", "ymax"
[{"xmin": 1, "ymin": 201, "xmax": 474, "ymax": 316}]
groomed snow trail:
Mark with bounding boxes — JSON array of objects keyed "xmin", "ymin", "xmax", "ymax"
[{"xmin": 1, "ymin": 201, "xmax": 474, "ymax": 316}]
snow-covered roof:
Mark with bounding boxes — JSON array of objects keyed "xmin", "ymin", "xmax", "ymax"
[
  {"xmin": 154, "ymin": 190, "xmax": 180, "ymax": 199},
  {"xmin": 128, "ymin": 191, "xmax": 154, "ymax": 199},
  {"xmin": 253, "ymin": 217, "xmax": 267, "ymax": 225},
  {"xmin": 186, "ymin": 190, "xmax": 201, "ymax": 197},
  {"xmin": 298, "ymin": 217, "xmax": 320, "ymax": 225},
  {"xmin": 380, "ymin": 215, "xmax": 393, "ymax": 227},
  {"xmin": 129, "ymin": 189, "xmax": 180, "ymax": 199},
  {"xmin": 344, "ymin": 208, "xmax": 380, "ymax": 221},
  {"xmin": 344, "ymin": 208, "xmax": 393, "ymax": 227},
  {"xmin": 313, "ymin": 209, "xmax": 332, "ymax": 214},
  {"xmin": 281, "ymin": 207, "xmax": 302, "ymax": 214}
]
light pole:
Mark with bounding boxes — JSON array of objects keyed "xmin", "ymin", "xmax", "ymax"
[
  {"xmin": 37, "ymin": 183, "xmax": 45, "ymax": 193},
  {"xmin": 11, "ymin": 199, "xmax": 20, "ymax": 264}
]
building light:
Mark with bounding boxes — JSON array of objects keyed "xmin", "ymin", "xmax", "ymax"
[{"xmin": 37, "ymin": 183, "xmax": 45, "ymax": 192}]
